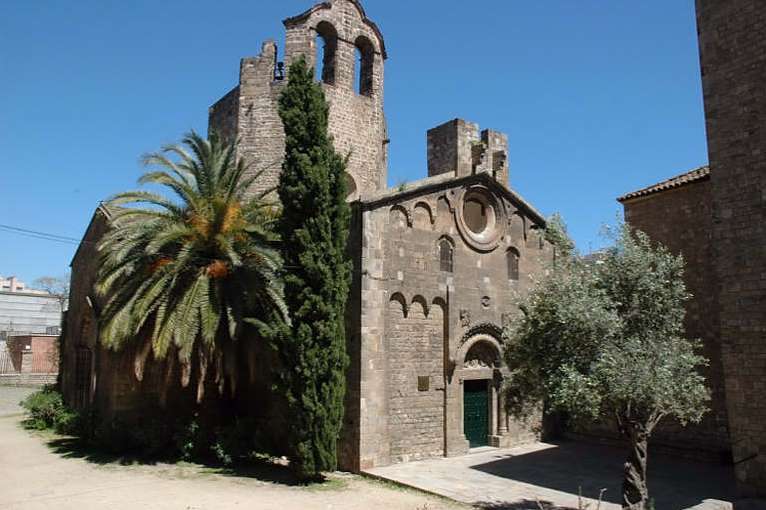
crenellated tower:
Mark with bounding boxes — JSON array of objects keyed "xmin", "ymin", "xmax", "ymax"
[
  {"xmin": 208, "ymin": 0, "xmax": 388, "ymax": 200},
  {"xmin": 426, "ymin": 119, "xmax": 510, "ymax": 187}
]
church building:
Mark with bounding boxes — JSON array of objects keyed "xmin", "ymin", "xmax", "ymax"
[{"xmin": 60, "ymin": 0, "xmax": 553, "ymax": 472}]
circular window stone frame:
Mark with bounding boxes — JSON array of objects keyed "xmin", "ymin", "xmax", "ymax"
[{"xmin": 454, "ymin": 185, "xmax": 507, "ymax": 252}]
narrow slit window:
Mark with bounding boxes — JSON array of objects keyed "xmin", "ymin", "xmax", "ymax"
[
  {"xmin": 439, "ymin": 239, "xmax": 454, "ymax": 273},
  {"xmin": 507, "ymin": 248, "xmax": 520, "ymax": 281}
]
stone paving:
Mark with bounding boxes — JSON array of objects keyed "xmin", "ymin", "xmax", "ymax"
[
  {"xmin": 366, "ymin": 441, "xmax": 737, "ymax": 510},
  {"xmin": 0, "ymin": 385, "xmax": 35, "ymax": 417}
]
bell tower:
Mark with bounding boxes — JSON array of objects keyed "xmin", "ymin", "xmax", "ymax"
[{"xmin": 208, "ymin": 0, "xmax": 388, "ymax": 200}]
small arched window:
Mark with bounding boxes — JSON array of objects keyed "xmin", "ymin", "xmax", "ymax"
[
  {"xmin": 439, "ymin": 238, "xmax": 454, "ymax": 273},
  {"xmin": 315, "ymin": 22, "xmax": 338, "ymax": 85},
  {"xmin": 354, "ymin": 36, "xmax": 375, "ymax": 96},
  {"xmin": 507, "ymin": 248, "xmax": 520, "ymax": 281}
]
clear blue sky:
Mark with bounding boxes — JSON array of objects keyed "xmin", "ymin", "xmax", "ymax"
[{"xmin": 0, "ymin": 0, "xmax": 706, "ymax": 285}]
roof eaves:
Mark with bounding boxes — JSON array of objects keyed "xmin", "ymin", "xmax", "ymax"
[{"xmin": 617, "ymin": 165, "xmax": 710, "ymax": 202}]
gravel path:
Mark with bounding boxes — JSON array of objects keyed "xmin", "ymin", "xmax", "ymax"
[
  {"xmin": 0, "ymin": 385, "xmax": 35, "ymax": 417},
  {"xmin": 0, "ymin": 411, "xmax": 467, "ymax": 510}
]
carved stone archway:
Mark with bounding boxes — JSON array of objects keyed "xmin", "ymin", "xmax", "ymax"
[
  {"xmin": 464, "ymin": 340, "xmax": 501, "ymax": 370},
  {"xmin": 455, "ymin": 334, "xmax": 509, "ymax": 449}
]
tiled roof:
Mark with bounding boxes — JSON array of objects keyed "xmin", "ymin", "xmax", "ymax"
[{"xmin": 618, "ymin": 165, "xmax": 710, "ymax": 202}]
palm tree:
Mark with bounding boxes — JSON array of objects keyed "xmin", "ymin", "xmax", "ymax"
[{"xmin": 96, "ymin": 131, "xmax": 286, "ymax": 403}]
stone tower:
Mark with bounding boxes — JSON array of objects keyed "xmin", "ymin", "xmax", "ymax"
[
  {"xmin": 426, "ymin": 119, "xmax": 510, "ymax": 187},
  {"xmin": 697, "ymin": 0, "xmax": 766, "ymax": 496},
  {"xmin": 208, "ymin": 0, "xmax": 388, "ymax": 199}
]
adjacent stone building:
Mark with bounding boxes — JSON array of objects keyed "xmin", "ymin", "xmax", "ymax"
[
  {"xmin": 616, "ymin": 166, "xmax": 731, "ymax": 462},
  {"xmin": 614, "ymin": 0, "xmax": 766, "ymax": 497},
  {"xmin": 697, "ymin": 0, "xmax": 766, "ymax": 496},
  {"xmin": 60, "ymin": 0, "xmax": 553, "ymax": 471}
]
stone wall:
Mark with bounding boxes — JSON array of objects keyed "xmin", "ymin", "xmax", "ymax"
[
  {"xmin": 61, "ymin": 207, "xmax": 109, "ymax": 412},
  {"xmin": 0, "ymin": 373, "xmax": 56, "ymax": 387},
  {"xmin": 208, "ymin": 86, "xmax": 239, "ymax": 144},
  {"xmin": 338, "ymin": 204, "xmax": 364, "ymax": 471},
  {"xmin": 697, "ymin": 0, "xmax": 766, "ymax": 495},
  {"xmin": 386, "ymin": 297, "xmax": 444, "ymax": 463}
]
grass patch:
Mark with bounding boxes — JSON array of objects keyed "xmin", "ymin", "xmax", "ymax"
[
  {"xmin": 361, "ymin": 474, "xmax": 471, "ymax": 508},
  {"xmin": 303, "ymin": 475, "xmax": 350, "ymax": 492}
]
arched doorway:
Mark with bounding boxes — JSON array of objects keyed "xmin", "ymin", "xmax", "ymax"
[
  {"xmin": 464, "ymin": 379, "xmax": 489, "ymax": 447},
  {"xmin": 457, "ymin": 335, "xmax": 506, "ymax": 450}
]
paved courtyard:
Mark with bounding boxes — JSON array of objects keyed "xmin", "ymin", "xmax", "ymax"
[{"xmin": 366, "ymin": 441, "xmax": 737, "ymax": 510}]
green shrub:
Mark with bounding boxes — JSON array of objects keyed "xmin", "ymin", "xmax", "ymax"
[
  {"xmin": 210, "ymin": 418, "xmax": 258, "ymax": 466},
  {"xmin": 174, "ymin": 418, "xmax": 203, "ymax": 461},
  {"xmin": 20, "ymin": 387, "xmax": 81, "ymax": 435},
  {"xmin": 172, "ymin": 415, "xmax": 263, "ymax": 466},
  {"xmin": 21, "ymin": 390, "xmax": 268, "ymax": 466}
]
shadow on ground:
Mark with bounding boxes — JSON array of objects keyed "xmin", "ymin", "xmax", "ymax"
[
  {"xmin": 470, "ymin": 439, "xmax": 736, "ymax": 509},
  {"xmin": 476, "ymin": 500, "xmax": 577, "ymax": 510},
  {"xmin": 44, "ymin": 435, "xmax": 307, "ymax": 487}
]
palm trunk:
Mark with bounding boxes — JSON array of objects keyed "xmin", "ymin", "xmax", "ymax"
[{"xmin": 621, "ymin": 423, "xmax": 649, "ymax": 509}]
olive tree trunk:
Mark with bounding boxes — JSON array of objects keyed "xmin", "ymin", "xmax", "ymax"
[{"xmin": 621, "ymin": 422, "xmax": 650, "ymax": 509}]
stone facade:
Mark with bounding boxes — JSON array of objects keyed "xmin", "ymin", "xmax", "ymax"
[
  {"xmin": 208, "ymin": 0, "xmax": 388, "ymax": 199},
  {"xmin": 345, "ymin": 170, "xmax": 551, "ymax": 470},
  {"xmin": 697, "ymin": 0, "xmax": 766, "ymax": 497},
  {"xmin": 61, "ymin": 0, "xmax": 553, "ymax": 472}
]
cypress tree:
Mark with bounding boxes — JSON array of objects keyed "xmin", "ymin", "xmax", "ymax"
[{"xmin": 275, "ymin": 57, "xmax": 351, "ymax": 478}]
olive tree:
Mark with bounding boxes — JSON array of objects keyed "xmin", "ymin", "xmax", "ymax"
[{"xmin": 504, "ymin": 223, "xmax": 709, "ymax": 509}]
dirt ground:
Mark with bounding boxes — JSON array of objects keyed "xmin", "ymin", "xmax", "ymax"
[
  {"xmin": 0, "ymin": 413, "xmax": 467, "ymax": 510},
  {"xmin": 0, "ymin": 385, "xmax": 35, "ymax": 417}
]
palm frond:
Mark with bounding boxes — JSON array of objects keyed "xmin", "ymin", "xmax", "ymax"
[{"xmin": 96, "ymin": 130, "xmax": 288, "ymax": 396}]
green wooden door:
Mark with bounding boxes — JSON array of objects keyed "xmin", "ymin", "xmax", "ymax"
[{"xmin": 463, "ymin": 379, "xmax": 489, "ymax": 448}]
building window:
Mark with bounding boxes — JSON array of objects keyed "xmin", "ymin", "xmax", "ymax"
[
  {"xmin": 439, "ymin": 238, "xmax": 454, "ymax": 273},
  {"xmin": 507, "ymin": 248, "xmax": 520, "ymax": 281},
  {"xmin": 315, "ymin": 22, "xmax": 338, "ymax": 85},
  {"xmin": 460, "ymin": 188, "xmax": 499, "ymax": 245},
  {"xmin": 354, "ymin": 36, "xmax": 375, "ymax": 96}
]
